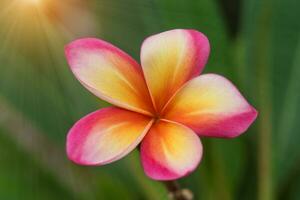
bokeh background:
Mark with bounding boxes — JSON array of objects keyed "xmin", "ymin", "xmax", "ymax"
[{"xmin": 0, "ymin": 0, "xmax": 299, "ymax": 199}]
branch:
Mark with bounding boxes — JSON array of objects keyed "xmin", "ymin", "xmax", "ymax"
[{"xmin": 163, "ymin": 180, "xmax": 193, "ymax": 200}]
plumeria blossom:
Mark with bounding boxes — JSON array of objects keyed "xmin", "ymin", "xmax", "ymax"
[{"xmin": 65, "ymin": 29, "xmax": 258, "ymax": 180}]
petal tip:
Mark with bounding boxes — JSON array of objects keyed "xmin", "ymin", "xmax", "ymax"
[
  {"xmin": 64, "ymin": 37, "xmax": 102, "ymax": 66},
  {"xmin": 66, "ymin": 121, "xmax": 98, "ymax": 166},
  {"xmin": 225, "ymin": 106, "xmax": 258, "ymax": 139},
  {"xmin": 143, "ymin": 152, "xmax": 202, "ymax": 181}
]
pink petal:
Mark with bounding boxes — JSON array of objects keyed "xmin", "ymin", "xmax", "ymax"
[
  {"xmin": 163, "ymin": 74, "xmax": 258, "ymax": 138},
  {"xmin": 65, "ymin": 38, "xmax": 154, "ymax": 116},
  {"xmin": 67, "ymin": 107, "xmax": 153, "ymax": 165},
  {"xmin": 141, "ymin": 120, "xmax": 202, "ymax": 180},
  {"xmin": 140, "ymin": 29, "xmax": 210, "ymax": 112}
]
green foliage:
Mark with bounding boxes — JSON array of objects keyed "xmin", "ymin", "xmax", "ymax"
[
  {"xmin": 0, "ymin": 129, "xmax": 74, "ymax": 200},
  {"xmin": 0, "ymin": 0, "xmax": 299, "ymax": 199}
]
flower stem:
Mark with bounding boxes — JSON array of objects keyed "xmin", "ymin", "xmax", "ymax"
[{"xmin": 162, "ymin": 180, "xmax": 193, "ymax": 200}]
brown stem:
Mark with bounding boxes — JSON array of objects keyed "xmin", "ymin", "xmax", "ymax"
[{"xmin": 163, "ymin": 180, "xmax": 193, "ymax": 200}]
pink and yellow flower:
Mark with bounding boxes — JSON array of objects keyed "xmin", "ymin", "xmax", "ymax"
[{"xmin": 65, "ymin": 29, "xmax": 257, "ymax": 180}]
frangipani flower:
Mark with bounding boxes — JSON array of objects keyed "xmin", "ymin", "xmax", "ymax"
[{"xmin": 65, "ymin": 29, "xmax": 257, "ymax": 180}]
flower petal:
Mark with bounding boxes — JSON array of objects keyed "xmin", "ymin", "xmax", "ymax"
[
  {"xmin": 67, "ymin": 107, "xmax": 153, "ymax": 165},
  {"xmin": 141, "ymin": 29, "xmax": 210, "ymax": 112},
  {"xmin": 140, "ymin": 120, "xmax": 202, "ymax": 180},
  {"xmin": 65, "ymin": 38, "xmax": 154, "ymax": 116},
  {"xmin": 163, "ymin": 74, "xmax": 258, "ymax": 138}
]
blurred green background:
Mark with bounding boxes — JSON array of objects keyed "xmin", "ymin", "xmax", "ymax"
[{"xmin": 0, "ymin": 0, "xmax": 299, "ymax": 199}]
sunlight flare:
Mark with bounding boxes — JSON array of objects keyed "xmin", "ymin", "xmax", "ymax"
[{"xmin": 20, "ymin": 0, "xmax": 41, "ymax": 6}]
